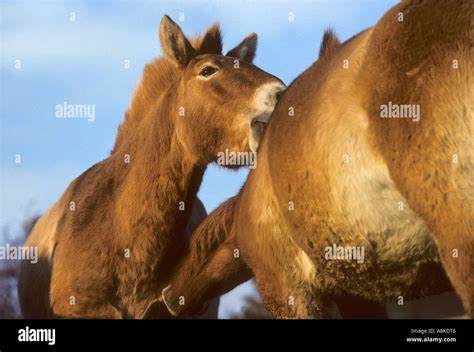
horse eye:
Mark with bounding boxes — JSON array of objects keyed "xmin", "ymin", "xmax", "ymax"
[{"xmin": 199, "ymin": 66, "xmax": 218, "ymax": 78}]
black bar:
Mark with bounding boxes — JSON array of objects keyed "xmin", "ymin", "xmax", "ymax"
[{"xmin": 0, "ymin": 319, "xmax": 472, "ymax": 351}]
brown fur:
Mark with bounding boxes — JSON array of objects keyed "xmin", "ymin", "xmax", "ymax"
[
  {"xmin": 162, "ymin": 195, "xmax": 252, "ymax": 316},
  {"xmin": 163, "ymin": 0, "xmax": 473, "ymax": 318},
  {"xmin": 318, "ymin": 29, "xmax": 341, "ymax": 58},
  {"xmin": 18, "ymin": 15, "xmax": 283, "ymax": 319}
]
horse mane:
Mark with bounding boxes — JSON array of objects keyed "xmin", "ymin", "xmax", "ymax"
[{"xmin": 112, "ymin": 23, "xmax": 222, "ymax": 154}]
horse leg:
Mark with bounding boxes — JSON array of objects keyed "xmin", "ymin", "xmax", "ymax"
[
  {"xmin": 162, "ymin": 195, "xmax": 253, "ymax": 317},
  {"xmin": 51, "ymin": 300, "xmax": 122, "ymax": 319},
  {"xmin": 162, "ymin": 233, "xmax": 252, "ymax": 317},
  {"xmin": 238, "ymin": 210, "xmax": 328, "ymax": 318},
  {"xmin": 50, "ymin": 272, "xmax": 123, "ymax": 319},
  {"xmin": 253, "ymin": 274, "xmax": 325, "ymax": 319}
]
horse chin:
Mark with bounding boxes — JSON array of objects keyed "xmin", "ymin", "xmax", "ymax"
[{"xmin": 249, "ymin": 119, "xmax": 267, "ymax": 152}]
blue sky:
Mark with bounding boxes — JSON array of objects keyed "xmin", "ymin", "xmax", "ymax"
[{"xmin": 1, "ymin": 0, "xmax": 399, "ymax": 318}]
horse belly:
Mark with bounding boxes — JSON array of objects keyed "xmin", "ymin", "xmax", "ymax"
[{"xmin": 322, "ymin": 141, "xmax": 441, "ymax": 299}]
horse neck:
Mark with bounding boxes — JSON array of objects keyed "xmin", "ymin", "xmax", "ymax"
[{"xmin": 114, "ymin": 93, "xmax": 206, "ymax": 243}]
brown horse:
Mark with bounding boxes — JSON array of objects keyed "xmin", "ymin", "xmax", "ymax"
[
  {"xmin": 18, "ymin": 15, "xmax": 284, "ymax": 319},
  {"xmin": 162, "ymin": 0, "xmax": 473, "ymax": 318}
]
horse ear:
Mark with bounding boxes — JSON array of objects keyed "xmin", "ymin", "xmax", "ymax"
[
  {"xmin": 226, "ymin": 33, "xmax": 257, "ymax": 63},
  {"xmin": 159, "ymin": 15, "xmax": 195, "ymax": 67},
  {"xmin": 196, "ymin": 23, "xmax": 223, "ymax": 55},
  {"xmin": 318, "ymin": 29, "xmax": 340, "ymax": 58}
]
